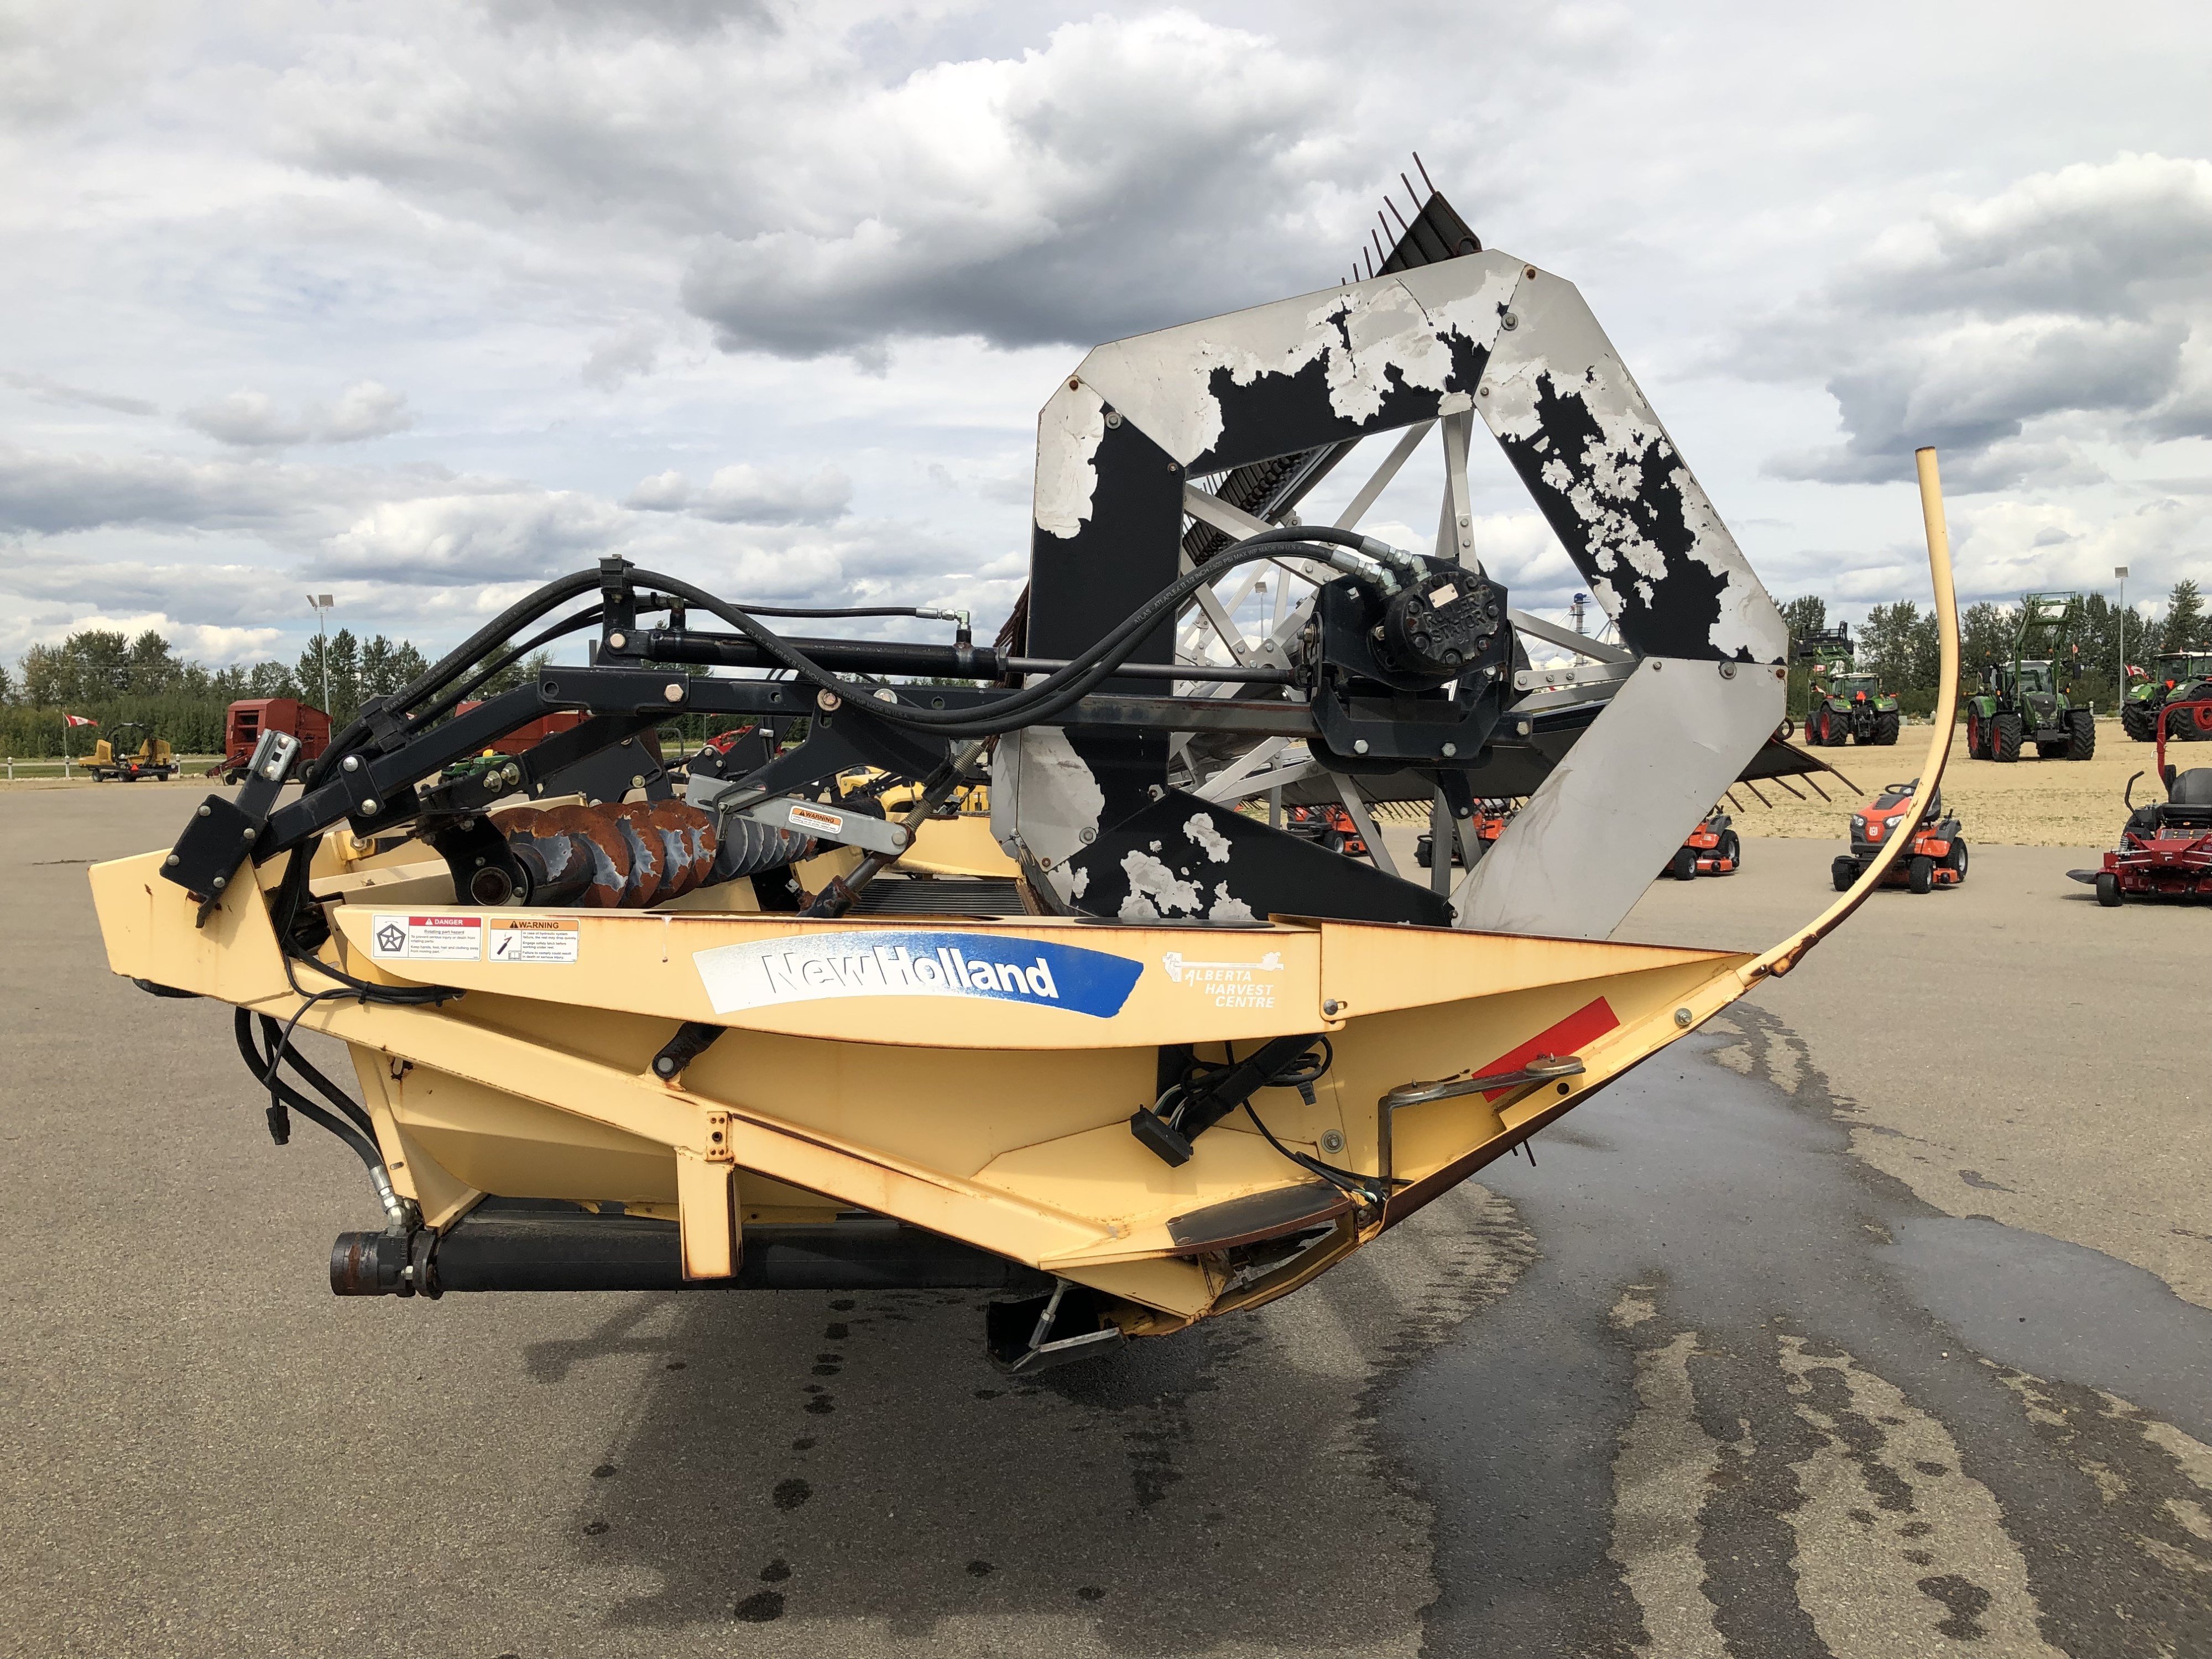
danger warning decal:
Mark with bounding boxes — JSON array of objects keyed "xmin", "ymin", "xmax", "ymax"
[
  {"xmin": 370, "ymin": 914, "xmax": 486, "ymax": 962},
  {"xmin": 693, "ymin": 930, "xmax": 1142, "ymax": 1020}
]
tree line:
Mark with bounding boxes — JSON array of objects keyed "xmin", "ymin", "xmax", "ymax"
[
  {"xmin": 0, "ymin": 625, "xmax": 479, "ymax": 758},
  {"xmin": 1779, "ymin": 580, "xmax": 2205, "ymax": 719}
]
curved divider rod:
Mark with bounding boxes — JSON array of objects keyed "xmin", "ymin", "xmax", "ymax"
[{"xmin": 1739, "ymin": 446, "xmax": 1960, "ymax": 985}]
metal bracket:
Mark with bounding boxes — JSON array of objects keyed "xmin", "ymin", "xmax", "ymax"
[
  {"xmin": 734, "ymin": 796, "xmax": 911, "ymax": 857},
  {"xmin": 1378, "ymin": 1055, "xmax": 1585, "ymax": 1182}
]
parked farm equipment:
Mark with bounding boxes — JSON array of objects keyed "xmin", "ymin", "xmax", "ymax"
[
  {"xmin": 1667, "ymin": 807, "xmax": 1741, "ymax": 879},
  {"xmin": 1798, "ymin": 623, "xmax": 1900, "ymax": 747},
  {"xmin": 1964, "ymin": 592, "xmax": 2095, "ymax": 761},
  {"xmin": 86, "ymin": 723, "xmax": 178, "ymax": 782},
  {"xmin": 2068, "ymin": 700, "xmax": 2212, "ymax": 905},
  {"xmin": 87, "ymin": 189, "xmax": 1965, "ymax": 1371},
  {"xmin": 1830, "ymin": 779, "xmax": 1966, "ymax": 894},
  {"xmin": 2120, "ymin": 651, "xmax": 2212, "ymax": 744},
  {"xmin": 217, "ymin": 700, "xmax": 329, "ymax": 785}
]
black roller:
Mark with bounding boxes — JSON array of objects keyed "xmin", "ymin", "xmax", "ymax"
[{"xmin": 332, "ymin": 1210, "xmax": 1051, "ymax": 1297}]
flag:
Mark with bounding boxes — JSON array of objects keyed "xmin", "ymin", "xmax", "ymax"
[{"xmin": 63, "ymin": 713, "xmax": 98, "ymax": 728}]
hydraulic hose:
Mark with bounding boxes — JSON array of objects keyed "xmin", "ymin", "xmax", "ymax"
[
  {"xmin": 625, "ymin": 524, "xmax": 1413, "ymax": 740},
  {"xmin": 403, "ymin": 603, "xmax": 607, "ymax": 735},
  {"xmin": 309, "ymin": 567, "xmax": 608, "ymax": 786}
]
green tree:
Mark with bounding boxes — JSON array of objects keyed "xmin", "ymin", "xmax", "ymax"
[
  {"xmin": 247, "ymin": 660, "xmax": 298, "ymax": 698},
  {"xmin": 328, "ymin": 628, "xmax": 362, "ymax": 721},
  {"xmin": 126, "ymin": 629, "xmax": 181, "ymax": 695},
  {"xmin": 1860, "ymin": 601, "xmax": 1939, "ymax": 696},
  {"xmin": 2161, "ymin": 579, "xmax": 2206, "ymax": 654},
  {"xmin": 0, "ymin": 661, "xmax": 13, "ymax": 704},
  {"xmin": 388, "ymin": 640, "xmax": 428, "ymax": 691},
  {"xmin": 295, "ymin": 630, "xmax": 366, "ymax": 718},
  {"xmin": 360, "ymin": 634, "xmax": 398, "ymax": 697}
]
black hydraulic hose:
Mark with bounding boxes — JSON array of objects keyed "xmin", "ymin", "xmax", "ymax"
[
  {"xmin": 624, "ymin": 525, "xmax": 1400, "ymax": 739},
  {"xmin": 254, "ymin": 1011, "xmax": 377, "ymax": 1141},
  {"xmin": 404, "ymin": 604, "xmax": 606, "ymax": 735},
  {"xmin": 309, "ymin": 567, "xmax": 607, "ymax": 785},
  {"xmin": 234, "ymin": 1008, "xmax": 384, "ymax": 1171},
  {"xmin": 732, "ymin": 603, "xmax": 956, "ymax": 620}
]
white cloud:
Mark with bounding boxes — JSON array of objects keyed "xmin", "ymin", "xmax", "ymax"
[
  {"xmin": 1756, "ymin": 154, "xmax": 2212, "ymax": 488},
  {"xmin": 624, "ymin": 462, "xmax": 851, "ymax": 524},
  {"xmin": 0, "ymin": 371, "xmax": 159, "ymax": 417},
  {"xmin": 6, "ymin": 2, "xmax": 2212, "ymax": 672},
  {"xmin": 581, "ymin": 321, "xmax": 662, "ymax": 388},
  {"xmin": 180, "ymin": 380, "xmax": 414, "ymax": 448}
]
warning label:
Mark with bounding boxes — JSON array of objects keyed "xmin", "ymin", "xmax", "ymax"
[
  {"xmin": 787, "ymin": 802, "xmax": 844, "ymax": 834},
  {"xmin": 371, "ymin": 914, "xmax": 485, "ymax": 961},
  {"xmin": 489, "ymin": 917, "xmax": 581, "ymax": 963}
]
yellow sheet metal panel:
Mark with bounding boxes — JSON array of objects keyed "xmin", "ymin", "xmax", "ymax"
[
  {"xmin": 1312, "ymin": 916, "xmax": 1744, "ymax": 1019},
  {"xmin": 901, "ymin": 813, "xmax": 1019, "ymax": 878},
  {"xmin": 87, "ymin": 851, "xmax": 291, "ymax": 1005},
  {"xmin": 328, "ymin": 907, "xmax": 1331, "ymax": 1049},
  {"xmin": 377, "ymin": 1060, "xmax": 682, "ymax": 1207}
]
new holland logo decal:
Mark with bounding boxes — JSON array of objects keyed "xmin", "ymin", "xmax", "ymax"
[{"xmin": 693, "ymin": 930, "xmax": 1141, "ymax": 1019}]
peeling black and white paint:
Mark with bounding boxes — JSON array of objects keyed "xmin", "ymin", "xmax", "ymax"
[
  {"xmin": 1477, "ymin": 267, "xmax": 1786, "ymax": 665},
  {"xmin": 1015, "ymin": 248, "xmax": 1787, "ymax": 929},
  {"xmin": 1030, "ymin": 252, "xmax": 1785, "ymax": 665}
]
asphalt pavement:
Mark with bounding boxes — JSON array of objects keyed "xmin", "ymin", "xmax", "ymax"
[{"xmin": 5, "ymin": 785, "xmax": 2208, "ymax": 1657}]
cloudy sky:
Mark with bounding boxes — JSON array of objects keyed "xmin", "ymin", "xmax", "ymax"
[{"xmin": 3, "ymin": 0, "xmax": 2209, "ymax": 671}]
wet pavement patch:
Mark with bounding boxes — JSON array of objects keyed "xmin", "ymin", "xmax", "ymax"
[{"xmin": 1878, "ymin": 1213, "xmax": 2212, "ymax": 1442}]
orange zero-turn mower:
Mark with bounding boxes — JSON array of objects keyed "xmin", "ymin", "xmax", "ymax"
[
  {"xmin": 1665, "ymin": 807, "xmax": 1740, "ymax": 880},
  {"xmin": 1830, "ymin": 780, "xmax": 1966, "ymax": 894}
]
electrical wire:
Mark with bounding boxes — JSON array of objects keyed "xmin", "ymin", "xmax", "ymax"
[{"xmin": 1150, "ymin": 1036, "xmax": 1399, "ymax": 1205}]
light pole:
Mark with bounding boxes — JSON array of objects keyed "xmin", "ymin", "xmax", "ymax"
[
  {"xmin": 2115, "ymin": 566, "xmax": 2128, "ymax": 714},
  {"xmin": 306, "ymin": 593, "xmax": 335, "ymax": 715}
]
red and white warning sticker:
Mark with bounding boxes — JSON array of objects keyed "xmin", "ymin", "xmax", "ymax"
[
  {"xmin": 370, "ymin": 913, "xmax": 485, "ymax": 961},
  {"xmin": 488, "ymin": 917, "xmax": 581, "ymax": 963}
]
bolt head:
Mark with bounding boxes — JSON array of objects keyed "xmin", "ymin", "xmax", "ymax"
[
  {"xmin": 1323, "ymin": 999, "xmax": 1343, "ymax": 1016},
  {"xmin": 1353, "ymin": 739, "xmax": 1369, "ymax": 754},
  {"xmin": 816, "ymin": 690, "xmax": 841, "ymax": 712},
  {"xmin": 240, "ymin": 828, "xmax": 255, "ymax": 843},
  {"xmin": 211, "ymin": 875, "xmax": 227, "ymax": 890},
  {"xmin": 1442, "ymin": 742, "xmax": 1457, "ymax": 758},
  {"xmin": 1674, "ymin": 1007, "xmax": 1693, "ymax": 1028},
  {"xmin": 165, "ymin": 853, "xmax": 180, "ymax": 867},
  {"xmin": 663, "ymin": 682, "xmax": 685, "ymax": 703},
  {"xmin": 196, "ymin": 804, "xmax": 211, "ymax": 818},
  {"xmin": 358, "ymin": 799, "xmax": 379, "ymax": 815},
  {"xmin": 608, "ymin": 632, "xmax": 627, "ymax": 650},
  {"xmin": 342, "ymin": 755, "xmax": 359, "ymax": 772}
]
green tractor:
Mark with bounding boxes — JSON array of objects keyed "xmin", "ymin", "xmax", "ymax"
[
  {"xmin": 1963, "ymin": 592, "xmax": 2095, "ymax": 762},
  {"xmin": 1796, "ymin": 623, "xmax": 1900, "ymax": 747},
  {"xmin": 2120, "ymin": 649, "xmax": 2212, "ymax": 744}
]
